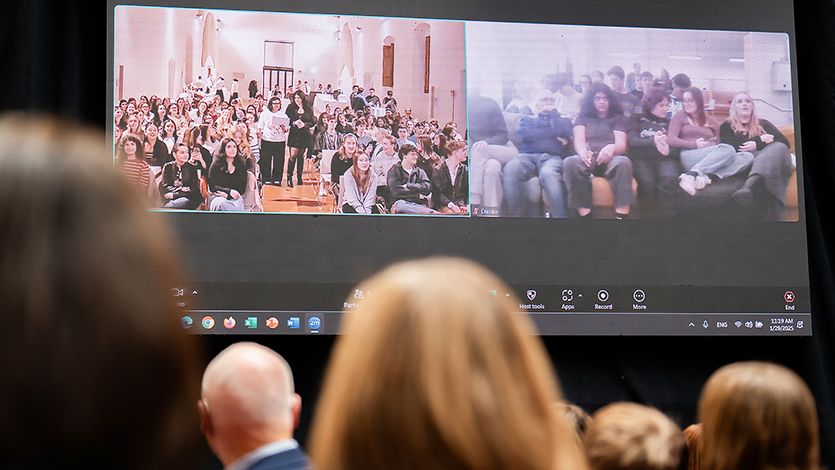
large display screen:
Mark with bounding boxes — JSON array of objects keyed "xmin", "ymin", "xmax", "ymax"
[{"xmin": 108, "ymin": 0, "xmax": 811, "ymax": 335}]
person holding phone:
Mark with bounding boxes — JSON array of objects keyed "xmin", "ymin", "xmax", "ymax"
[{"xmin": 563, "ymin": 83, "xmax": 634, "ymax": 219}]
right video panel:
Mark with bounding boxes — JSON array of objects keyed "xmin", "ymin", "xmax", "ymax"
[{"xmin": 466, "ymin": 22, "xmax": 797, "ymax": 221}]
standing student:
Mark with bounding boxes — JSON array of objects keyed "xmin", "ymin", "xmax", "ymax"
[
  {"xmin": 285, "ymin": 90, "xmax": 316, "ymax": 187},
  {"xmin": 258, "ymin": 96, "xmax": 287, "ymax": 186}
]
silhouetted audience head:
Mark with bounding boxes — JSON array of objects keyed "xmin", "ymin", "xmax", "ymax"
[
  {"xmin": 698, "ymin": 362, "xmax": 819, "ymax": 470},
  {"xmin": 584, "ymin": 403, "xmax": 685, "ymax": 470},
  {"xmin": 199, "ymin": 342, "xmax": 302, "ymax": 467},
  {"xmin": 556, "ymin": 403, "xmax": 592, "ymax": 445},
  {"xmin": 0, "ymin": 113, "xmax": 201, "ymax": 469},
  {"xmin": 309, "ymin": 257, "xmax": 586, "ymax": 470}
]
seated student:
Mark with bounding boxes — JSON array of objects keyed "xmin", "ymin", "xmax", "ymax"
[
  {"xmin": 159, "ymin": 143, "xmax": 202, "ymax": 210},
  {"xmin": 720, "ymin": 92, "xmax": 793, "ymax": 220},
  {"xmin": 199, "ymin": 343, "xmax": 310, "ymax": 470},
  {"xmin": 208, "ymin": 137, "xmax": 247, "ymax": 211},
  {"xmin": 387, "ymin": 144, "xmax": 437, "ymax": 214},
  {"xmin": 371, "ymin": 134, "xmax": 400, "ymax": 203},
  {"xmin": 354, "ymin": 124, "xmax": 373, "ymax": 154},
  {"xmin": 117, "ymin": 133, "xmax": 151, "ymax": 199},
  {"xmin": 184, "ymin": 125, "xmax": 213, "ymax": 172},
  {"xmin": 631, "ymin": 71, "xmax": 654, "ymax": 101},
  {"xmin": 468, "ymin": 93, "xmax": 516, "ymax": 216},
  {"xmin": 432, "ymin": 140, "xmax": 469, "ymax": 214},
  {"xmin": 668, "ymin": 73, "xmax": 691, "ymax": 118},
  {"xmin": 607, "ymin": 66, "xmax": 640, "ymax": 117},
  {"xmin": 0, "ymin": 115, "xmax": 201, "ymax": 469},
  {"xmin": 698, "ymin": 362, "xmax": 820, "ymax": 470},
  {"xmin": 308, "ymin": 257, "xmax": 586, "ymax": 470},
  {"xmin": 554, "ymin": 73, "xmax": 581, "ymax": 119},
  {"xmin": 395, "ymin": 126, "xmax": 411, "ymax": 149},
  {"xmin": 415, "ymin": 135, "xmax": 442, "ymax": 182},
  {"xmin": 584, "ymin": 403, "xmax": 685, "ymax": 470},
  {"xmin": 504, "ymin": 89, "xmax": 573, "ymax": 218},
  {"xmin": 626, "ymin": 87, "xmax": 681, "ymax": 216},
  {"xmin": 314, "ymin": 114, "xmax": 344, "ymax": 162},
  {"xmin": 331, "ymin": 134, "xmax": 361, "ymax": 185},
  {"xmin": 563, "ymin": 83, "xmax": 634, "ymax": 219},
  {"xmin": 342, "ymin": 152, "xmax": 379, "ymax": 214},
  {"xmin": 667, "ymin": 87, "xmax": 743, "ymax": 196}
]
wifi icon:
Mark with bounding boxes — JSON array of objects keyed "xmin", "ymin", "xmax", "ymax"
[{"xmin": 735, "ymin": 321, "xmax": 743, "ymax": 328}]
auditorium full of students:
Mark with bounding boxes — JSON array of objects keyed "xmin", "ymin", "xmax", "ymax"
[{"xmin": 114, "ymin": 76, "xmax": 468, "ymax": 215}]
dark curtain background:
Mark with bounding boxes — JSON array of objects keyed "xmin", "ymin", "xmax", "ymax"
[{"xmin": 1, "ymin": 0, "xmax": 833, "ymax": 467}]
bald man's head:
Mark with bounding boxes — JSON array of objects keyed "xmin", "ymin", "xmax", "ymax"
[{"xmin": 199, "ymin": 343, "xmax": 300, "ymax": 465}]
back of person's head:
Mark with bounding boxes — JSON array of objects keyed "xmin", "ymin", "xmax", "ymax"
[
  {"xmin": 0, "ymin": 113, "xmax": 201, "ymax": 469},
  {"xmin": 309, "ymin": 257, "xmax": 586, "ymax": 470},
  {"xmin": 681, "ymin": 424, "xmax": 702, "ymax": 470},
  {"xmin": 200, "ymin": 342, "xmax": 300, "ymax": 466},
  {"xmin": 446, "ymin": 140, "xmax": 467, "ymax": 154},
  {"xmin": 556, "ymin": 403, "xmax": 592, "ymax": 445},
  {"xmin": 584, "ymin": 403, "xmax": 684, "ymax": 470},
  {"xmin": 698, "ymin": 362, "xmax": 819, "ymax": 470},
  {"xmin": 672, "ymin": 74, "xmax": 692, "ymax": 89}
]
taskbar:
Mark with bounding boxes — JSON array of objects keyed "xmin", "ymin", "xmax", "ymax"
[{"xmin": 180, "ymin": 310, "xmax": 812, "ymax": 336}]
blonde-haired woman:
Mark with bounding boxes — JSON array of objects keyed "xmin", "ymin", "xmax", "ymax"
[
  {"xmin": 720, "ymin": 92, "xmax": 793, "ymax": 219},
  {"xmin": 699, "ymin": 362, "xmax": 819, "ymax": 470},
  {"xmin": 309, "ymin": 257, "xmax": 587, "ymax": 470},
  {"xmin": 583, "ymin": 403, "xmax": 685, "ymax": 470}
]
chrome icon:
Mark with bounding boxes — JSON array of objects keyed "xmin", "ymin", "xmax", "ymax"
[
  {"xmin": 202, "ymin": 316, "xmax": 215, "ymax": 329},
  {"xmin": 223, "ymin": 317, "xmax": 236, "ymax": 329}
]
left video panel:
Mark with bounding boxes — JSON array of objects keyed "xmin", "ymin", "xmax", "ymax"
[{"xmin": 113, "ymin": 6, "xmax": 467, "ymax": 215}]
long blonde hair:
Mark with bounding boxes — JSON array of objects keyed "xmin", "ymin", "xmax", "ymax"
[
  {"xmin": 698, "ymin": 362, "xmax": 819, "ymax": 470},
  {"xmin": 309, "ymin": 257, "xmax": 587, "ymax": 470},
  {"xmin": 728, "ymin": 92, "xmax": 765, "ymax": 138}
]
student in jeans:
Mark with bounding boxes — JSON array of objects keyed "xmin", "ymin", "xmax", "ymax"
[
  {"xmin": 625, "ymin": 87, "xmax": 680, "ymax": 216},
  {"xmin": 342, "ymin": 152, "xmax": 379, "ymax": 214},
  {"xmin": 159, "ymin": 143, "xmax": 202, "ymax": 210},
  {"xmin": 432, "ymin": 140, "xmax": 469, "ymax": 214},
  {"xmin": 720, "ymin": 92, "xmax": 793, "ymax": 219},
  {"xmin": 387, "ymin": 144, "xmax": 437, "ymax": 214},
  {"xmin": 208, "ymin": 137, "xmax": 247, "ymax": 211},
  {"xmin": 503, "ymin": 89, "xmax": 572, "ymax": 217},
  {"xmin": 563, "ymin": 83, "xmax": 634, "ymax": 219},
  {"xmin": 667, "ymin": 87, "xmax": 746, "ymax": 196}
]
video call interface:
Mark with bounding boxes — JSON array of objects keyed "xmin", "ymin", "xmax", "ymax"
[{"xmin": 109, "ymin": 0, "xmax": 812, "ymax": 335}]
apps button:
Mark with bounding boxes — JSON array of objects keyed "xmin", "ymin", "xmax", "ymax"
[
  {"xmin": 181, "ymin": 316, "xmax": 193, "ymax": 329},
  {"xmin": 244, "ymin": 317, "xmax": 258, "ymax": 329},
  {"xmin": 223, "ymin": 317, "xmax": 236, "ymax": 329},
  {"xmin": 287, "ymin": 317, "xmax": 300, "ymax": 329},
  {"xmin": 202, "ymin": 316, "xmax": 215, "ymax": 330},
  {"xmin": 266, "ymin": 317, "xmax": 279, "ymax": 329},
  {"xmin": 308, "ymin": 316, "xmax": 322, "ymax": 330}
]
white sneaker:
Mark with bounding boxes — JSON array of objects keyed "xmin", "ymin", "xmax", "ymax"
[
  {"xmin": 679, "ymin": 173, "xmax": 696, "ymax": 196},
  {"xmin": 694, "ymin": 174, "xmax": 711, "ymax": 190}
]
